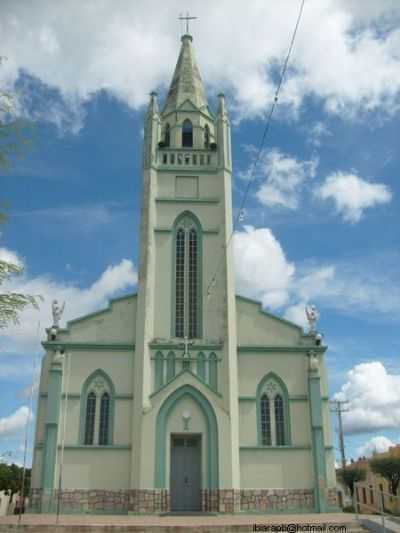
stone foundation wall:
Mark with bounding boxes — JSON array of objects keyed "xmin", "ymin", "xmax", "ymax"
[
  {"xmin": 29, "ymin": 489, "xmax": 169, "ymax": 514},
  {"xmin": 30, "ymin": 487, "xmax": 336, "ymax": 513},
  {"xmin": 240, "ymin": 489, "xmax": 314, "ymax": 512}
]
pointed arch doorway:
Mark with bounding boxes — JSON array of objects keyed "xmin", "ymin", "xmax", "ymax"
[{"xmin": 155, "ymin": 385, "xmax": 219, "ymax": 512}]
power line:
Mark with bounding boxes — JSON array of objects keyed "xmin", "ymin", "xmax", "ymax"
[
  {"xmin": 330, "ymin": 400, "xmax": 350, "ymax": 470},
  {"xmin": 205, "ymin": 0, "xmax": 306, "ymax": 300},
  {"xmin": 17, "ymin": 320, "xmax": 40, "ymax": 528}
]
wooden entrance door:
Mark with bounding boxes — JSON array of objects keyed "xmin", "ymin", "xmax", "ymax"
[{"xmin": 170, "ymin": 434, "xmax": 201, "ymax": 511}]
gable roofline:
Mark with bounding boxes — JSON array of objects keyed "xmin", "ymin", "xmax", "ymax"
[
  {"xmin": 236, "ymin": 294, "xmax": 305, "ymax": 334},
  {"xmin": 161, "ymin": 100, "xmax": 215, "ymax": 122},
  {"xmin": 56, "ymin": 293, "xmax": 137, "ymax": 334},
  {"xmin": 52, "ymin": 291, "xmax": 309, "ymax": 339}
]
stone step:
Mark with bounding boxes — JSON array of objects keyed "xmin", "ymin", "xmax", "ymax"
[{"xmin": 0, "ymin": 514, "xmax": 370, "ymax": 533}]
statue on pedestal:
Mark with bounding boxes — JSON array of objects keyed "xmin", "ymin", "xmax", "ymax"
[
  {"xmin": 305, "ymin": 304, "xmax": 319, "ymax": 335},
  {"xmin": 52, "ymin": 300, "xmax": 65, "ymax": 328}
]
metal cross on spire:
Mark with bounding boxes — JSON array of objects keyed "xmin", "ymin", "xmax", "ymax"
[{"xmin": 179, "ymin": 12, "xmax": 197, "ymax": 35}]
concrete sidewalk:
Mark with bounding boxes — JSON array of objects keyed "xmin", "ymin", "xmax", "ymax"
[{"xmin": 0, "ymin": 512, "xmax": 365, "ymax": 532}]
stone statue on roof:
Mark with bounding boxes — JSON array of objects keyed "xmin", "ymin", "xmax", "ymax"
[
  {"xmin": 305, "ymin": 304, "xmax": 319, "ymax": 335},
  {"xmin": 52, "ymin": 299, "xmax": 65, "ymax": 328}
]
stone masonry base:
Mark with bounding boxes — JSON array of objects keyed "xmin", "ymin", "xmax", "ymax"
[{"xmin": 30, "ymin": 488, "xmax": 337, "ymax": 514}]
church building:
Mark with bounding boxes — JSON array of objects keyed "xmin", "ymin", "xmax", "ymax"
[{"xmin": 31, "ymin": 32, "xmax": 337, "ymax": 514}]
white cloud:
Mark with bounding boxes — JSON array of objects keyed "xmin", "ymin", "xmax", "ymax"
[
  {"xmin": 283, "ymin": 302, "xmax": 309, "ymax": 330},
  {"xmin": 357, "ymin": 436, "xmax": 396, "ymax": 458},
  {"xmin": 0, "ymin": 250, "xmax": 138, "ymax": 354},
  {"xmin": 1, "ymin": 1, "xmax": 400, "ymax": 130},
  {"xmin": 0, "ymin": 406, "xmax": 32, "ymax": 437},
  {"xmin": 233, "ymin": 224, "xmax": 400, "ymax": 324},
  {"xmin": 315, "ymin": 172, "xmax": 392, "ymax": 222},
  {"xmin": 253, "ymin": 148, "xmax": 318, "ymax": 209},
  {"xmin": 233, "ymin": 225, "xmax": 295, "ymax": 308},
  {"xmin": 334, "ymin": 362, "xmax": 400, "ymax": 434},
  {"xmin": 295, "ymin": 266, "xmax": 336, "ymax": 301},
  {"xmin": 308, "ymin": 121, "xmax": 332, "ymax": 147},
  {"xmin": 0, "ymin": 247, "xmax": 23, "ymax": 267}
]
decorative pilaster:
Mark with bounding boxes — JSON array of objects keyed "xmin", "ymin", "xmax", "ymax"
[
  {"xmin": 307, "ymin": 350, "xmax": 328, "ymax": 512},
  {"xmin": 41, "ymin": 349, "xmax": 64, "ymax": 491}
]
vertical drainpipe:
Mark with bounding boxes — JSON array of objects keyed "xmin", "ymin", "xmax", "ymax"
[
  {"xmin": 307, "ymin": 350, "xmax": 328, "ymax": 512},
  {"xmin": 41, "ymin": 349, "xmax": 63, "ymax": 493}
]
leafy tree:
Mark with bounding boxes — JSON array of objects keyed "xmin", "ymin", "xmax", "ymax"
[
  {"xmin": 340, "ymin": 467, "xmax": 366, "ymax": 497},
  {"xmin": 1, "ymin": 60, "xmax": 41, "ymax": 327},
  {"xmin": 0, "ymin": 259, "xmax": 41, "ymax": 328},
  {"xmin": 0, "ymin": 462, "xmax": 31, "ymax": 497},
  {"xmin": 0, "ymin": 59, "xmax": 33, "ymax": 170},
  {"xmin": 370, "ymin": 457, "xmax": 400, "ymax": 496}
]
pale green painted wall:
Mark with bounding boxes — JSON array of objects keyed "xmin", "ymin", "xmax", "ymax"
[
  {"xmin": 57, "ymin": 297, "xmax": 137, "ymax": 344},
  {"xmin": 237, "ymin": 352, "xmax": 309, "ymax": 397},
  {"xmin": 61, "ymin": 351, "xmax": 134, "ymax": 396},
  {"xmin": 236, "ymin": 298, "xmax": 302, "ymax": 346},
  {"xmin": 60, "ymin": 449, "xmax": 131, "ymax": 490},
  {"xmin": 240, "ymin": 449, "xmax": 314, "ymax": 489}
]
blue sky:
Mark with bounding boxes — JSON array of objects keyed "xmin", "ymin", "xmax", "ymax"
[{"xmin": 1, "ymin": 0, "xmax": 400, "ymax": 468}]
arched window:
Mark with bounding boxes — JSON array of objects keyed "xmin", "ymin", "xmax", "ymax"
[
  {"xmin": 260, "ymin": 394, "xmax": 271, "ymax": 445},
  {"xmin": 175, "ymin": 228, "xmax": 185, "ymax": 338},
  {"xmin": 204, "ymin": 124, "xmax": 210, "ymax": 148},
  {"xmin": 188, "ymin": 228, "xmax": 198, "ymax": 339},
  {"xmin": 84, "ymin": 392, "xmax": 96, "ymax": 445},
  {"xmin": 80, "ymin": 370, "xmax": 115, "ymax": 446},
  {"xmin": 208, "ymin": 353, "xmax": 218, "ymax": 391},
  {"xmin": 173, "ymin": 213, "xmax": 202, "ymax": 339},
  {"xmin": 257, "ymin": 373, "xmax": 290, "ymax": 446},
  {"xmin": 155, "ymin": 352, "xmax": 164, "ymax": 390},
  {"xmin": 274, "ymin": 394, "xmax": 285, "ymax": 446},
  {"xmin": 197, "ymin": 352, "xmax": 205, "ymax": 381},
  {"xmin": 164, "ymin": 123, "xmax": 170, "ymax": 147},
  {"xmin": 99, "ymin": 392, "xmax": 110, "ymax": 445},
  {"xmin": 182, "ymin": 119, "xmax": 193, "ymax": 147},
  {"xmin": 166, "ymin": 351, "xmax": 175, "ymax": 381}
]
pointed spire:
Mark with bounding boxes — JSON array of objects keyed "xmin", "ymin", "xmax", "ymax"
[{"xmin": 163, "ymin": 35, "xmax": 208, "ymax": 115}]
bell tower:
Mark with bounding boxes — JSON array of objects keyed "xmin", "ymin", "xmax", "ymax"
[{"xmin": 131, "ymin": 32, "xmax": 240, "ymax": 500}]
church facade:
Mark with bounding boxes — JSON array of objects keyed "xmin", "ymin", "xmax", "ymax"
[{"xmin": 31, "ymin": 33, "xmax": 337, "ymax": 514}]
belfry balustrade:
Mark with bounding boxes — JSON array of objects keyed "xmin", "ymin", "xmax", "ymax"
[{"xmin": 158, "ymin": 148, "xmax": 217, "ymax": 168}]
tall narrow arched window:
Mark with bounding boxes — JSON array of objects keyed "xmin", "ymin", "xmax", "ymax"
[
  {"xmin": 80, "ymin": 369, "xmax": 115, "ymax": 446},
  {"xmin": 208, "ymin": 353, "xmax": 218, "ymax": 391},
  {"xmin": 188, "ymin": 228, "xmax": 198, "ymax": 339},
  {"xmin": 197, "ymin": 352, "xmax": 205, "ymax": 381},
  {"xmin": 182, "ymin": 119, "xmax": 193, "ymax": 147},
  {"xmin": 175, "ymin": 228, "xmax": 185, "ymax": 338},
  {"xmin": 164, "ymin": 123, "xmax": 170, "ymax": 147},
  {"xmin": 204, "ymin": 124, "xmax": 210, "ymax": 148},
  {"xmin": 173, "ymin": 213, "xmax": 202, "ymax": 339},
  {"xmin": 257, "ymin": 373, "xmax": 291, "ymax": 446},
  {"xmin": 84, "ymin": 392, "xmax": 96, "ymax": 445},
  {"xmin": 274, "ymin": 394, "xmax": 285, "ymax": 446},
  {"xmin": 260, "ymin": 394, "xmax": 271, "ymax": 445},
  {"xmin": 99, "ymin": 392, "xmax": 110, "ymax": 445},
  {"xmin": 166, "ymin": 351, "xmax": 175, "ymax": 381}
]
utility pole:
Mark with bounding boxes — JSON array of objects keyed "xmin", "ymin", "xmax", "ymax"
[{"xmin": 330, "ymin": 400, "xmax": 349, "ymax": 470}]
